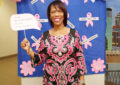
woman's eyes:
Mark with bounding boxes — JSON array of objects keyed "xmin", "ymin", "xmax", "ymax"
[
  {"xmin": 50, "ymin": 11, "xmax": 56, "ymax": 14},
  {"xmin": 50, "ymin": 10, "xmax": 63, "ymax": 14}
]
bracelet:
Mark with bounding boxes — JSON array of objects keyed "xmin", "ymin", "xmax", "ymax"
[{"xmin": 79, "ymin": 80, "xmax": 85, "ymax": 84}]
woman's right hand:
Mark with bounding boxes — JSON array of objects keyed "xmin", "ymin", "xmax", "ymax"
[
  {"xmin": 21, "ymin": 38, "xmax": 34, "ymax": 59},
  {"xmin": 21, "ymin": 38, "xmax": 30, "ymax": 53}
]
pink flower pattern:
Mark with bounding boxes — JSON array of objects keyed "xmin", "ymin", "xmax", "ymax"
[
  {"xmin": 32, "ymin": 29, "xmax": 86, "ymax": 84},
  {"xmin": 91, "ymin": 58, "xmax": 106, "ymax": 73},
  {"xmin": 20, "ymin": 60, "xmax": 35, "ymax": 76}
]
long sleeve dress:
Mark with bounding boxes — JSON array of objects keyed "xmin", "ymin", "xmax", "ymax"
[{"xmin": 32, "ymin": 29, "xmax": 87, "ymax": 85}]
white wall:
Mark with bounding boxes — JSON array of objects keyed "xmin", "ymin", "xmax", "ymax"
[
  {"xmin": 0, "ymin": 0, "xmax": 17, "ymax": 57},
  {"xmin": 21, "ymin": 77, "xmax": 43, "ymax": 85},
  {"xmin": 21, "ymin": 74, "xmax": 105, "ymax": 85},
  {"xmin": 85, "ymin": 74, "xmax": 105, "ymax": 85}
]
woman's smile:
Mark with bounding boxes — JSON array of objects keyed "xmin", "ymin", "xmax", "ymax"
[{"xmin": 54, "ymin": 18, "xmax": 60, "ymax": 22}]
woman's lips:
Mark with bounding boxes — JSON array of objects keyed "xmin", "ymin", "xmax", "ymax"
[{"xmin": 54, "ymin": 18, "xmax": 60, "ymax": 22}]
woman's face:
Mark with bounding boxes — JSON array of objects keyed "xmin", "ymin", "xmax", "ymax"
[{"xmin": 50, "ymin": 5, "xmax": 64, "ymax": 27}]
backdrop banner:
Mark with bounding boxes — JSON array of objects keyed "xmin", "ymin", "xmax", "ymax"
[{"xmin": 17, "ymin": 0, "xmax": 106, "ymax": 77}]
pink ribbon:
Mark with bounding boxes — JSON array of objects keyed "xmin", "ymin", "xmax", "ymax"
[
  {"xmin": 61, "ymin": 0, "xmax": 69, "ymax": 5},
  {"xmin": 41, "ymin": 0, "xmax": 45, "ymax": 3},
  {"xmin": 67, "ymin": 13, "xmax": 69, "ymax": 18},
  {"xmin": 84, "ymin": 0, "xmax": 95, "ymax": 3},
  {"xmin": 84, "ymin": 0, "xmax": 88, "ymax": 3},
  {"xmin": 35, "ymin": 14, "xmax": 42, "ymax": 30},
  {"xmin": 82, "ymin": 35, "xmax": 92, "ymax": 49},
  {"xmin": 86, "ymin": 12, "xmax": 93, "ymax": 27},
  {"xmin": 32, "ymin": 37, "xmax": 41, "ymax": 50}
]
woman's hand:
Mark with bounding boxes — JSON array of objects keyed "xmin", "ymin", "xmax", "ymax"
[
  {"xmin": 21, "ymin": 38, "xmax": 34, "ymax": 59},
  {"xmin": 21, "ymin": 38, "xmax": 30, "ymax": 52},
  {"xmin": 78, "ymin": 83, "xmax": 85, "ymax": 85},
  {"xmin": 78, "ymin": 75, "xmax": 85, "ymax": 85}
]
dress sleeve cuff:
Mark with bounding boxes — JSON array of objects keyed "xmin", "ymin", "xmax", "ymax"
[{"xmin": 31, "ymin": 53, "xmax": 40, "ymax": 67}]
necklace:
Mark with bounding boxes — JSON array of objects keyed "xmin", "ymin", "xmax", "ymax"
[{"xmin": 50, "ymin": 27, "xmax": 70, "ymax": 36}]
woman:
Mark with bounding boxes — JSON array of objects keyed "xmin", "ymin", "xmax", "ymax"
[{"xmin": 21, "ymin": 1, "xmax": 86, "ymax": 85}]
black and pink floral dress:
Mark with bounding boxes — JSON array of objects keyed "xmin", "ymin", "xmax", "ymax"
[{"xmin": 32, "ymin": 29, "xmax": 87, "ymax": 85}]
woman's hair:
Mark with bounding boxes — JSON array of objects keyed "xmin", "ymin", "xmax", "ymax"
[{"xmin": 47, "ymin": 1, "xmax": 68, "ymax": 27}]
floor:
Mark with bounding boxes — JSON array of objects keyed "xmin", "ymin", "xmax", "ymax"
[
  {"xmin": 0, "ymin": 55, "xmax": 21, "ymax": 85},
  {"xmin": 105, "ymin": 81, "xmax": 117, "ymax": 85}
]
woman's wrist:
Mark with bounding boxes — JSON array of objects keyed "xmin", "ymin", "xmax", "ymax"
[
  {"xmin": 27, "ymin": 47, "xmax": 32, "ymax": 54},
  {"xmin": 27, "ymin": 48, "xmax": 34, "ymax": 59},
  {"xmin": 79, "ymin": 80, "xmax": 85, "ymax": 85}
]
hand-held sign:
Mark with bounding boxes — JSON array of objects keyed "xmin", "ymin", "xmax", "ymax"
[{"xmin": 10, "ymin": 13, "xmax": 40, "ymax": 31}]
